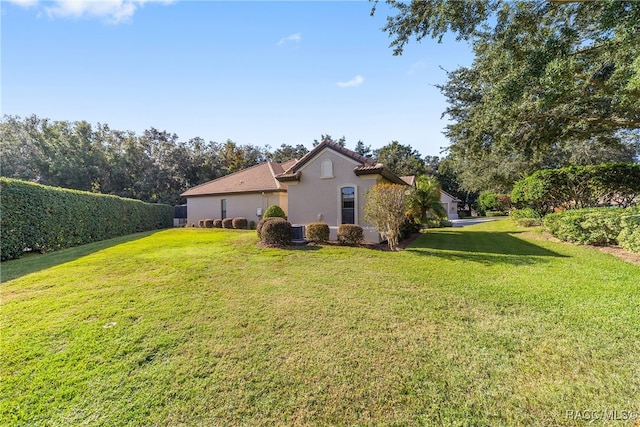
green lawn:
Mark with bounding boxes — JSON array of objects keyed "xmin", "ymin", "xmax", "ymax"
[{"xmin": 2, "ymin": 221, "xmax": 639, "ymax": 426}]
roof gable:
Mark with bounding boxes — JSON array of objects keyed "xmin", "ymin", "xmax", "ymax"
[{"xmin": 275, "ymin": 140, "xmax": 407, "ymax": 185}]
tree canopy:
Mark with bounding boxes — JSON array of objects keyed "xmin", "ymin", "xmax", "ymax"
[{"xmin": 376, "ymin": 0, "xmax": 640, "ymax": 191}]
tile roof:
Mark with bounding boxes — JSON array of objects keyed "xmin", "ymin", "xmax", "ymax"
[{"xmin": 180, "ymin": 161, "xmax": 290, "ymax": 197}]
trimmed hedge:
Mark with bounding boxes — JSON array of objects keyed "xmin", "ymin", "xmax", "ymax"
[
  {"xmin": 543, "ymin": 206, "xmax": 640, "ymax": 247},
  {"xmin": 337, "ymin": 224, "xmax": 364, "ymax": 245},
  {"xmin": 213, "ymin": 219, "xmax": 223, "ymax": 228},
  {"xmin": 261, "ymin": 220, "xmax": 292, "ymax": 246},
  {"xmin": 618, "ymin": 215, "xmax": 640, "ymax": 253},
  {"xmin": 256, "ymin": 217, "xmax": 286, "ymax": 240},
  {"xmin": 1, "ymin": 178, "xmax": 173, "ymax": 261},
  {"xmin": 222, "ymin": 218, "xmax": 233, "ymax": 229},
  {"xmin": 232, "ymin": 217, "xmax": 248, "ymax": 229},
  {"xmin": 263, "ymin": 204, "xmax": 286, "ymax": 219},
  {"xmin": 306, "ymin": 222, "xmax": 330, "ymax": 243},
  {"xmin": 203, "ymin": 219, "xmax": 214, "ymax": 228}
]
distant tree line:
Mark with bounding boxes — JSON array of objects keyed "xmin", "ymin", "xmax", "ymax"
[{"xmin": 1, "ymin": 115, "xmax": 459, "ymax": 206}]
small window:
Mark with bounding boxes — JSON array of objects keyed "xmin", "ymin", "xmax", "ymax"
[
  {"xmin": 221, "ymin": 199, "xmax": 227, "ymax": 219},
  {"xmin": 321, "ymin": 159, "xmax": 333, "ymax": 178}
]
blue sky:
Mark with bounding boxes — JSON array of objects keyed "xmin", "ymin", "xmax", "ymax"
[{"xmin": 1, "ymin": 0, "xmax": 474, "ymax": 157}]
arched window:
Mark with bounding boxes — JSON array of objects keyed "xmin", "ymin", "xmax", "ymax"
[
  {"xmin": 321, "ymin": 159, "xmax": 333, "ymax": 178},
  {"xmin": 341, "ymin": 187, "xmax": 355, "ymax": 224}
]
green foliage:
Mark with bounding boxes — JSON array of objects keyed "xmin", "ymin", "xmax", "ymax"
[
  {"xmin": 221, "ymin": 218, "xmax": 233, "ymax": 229},
  {"xmin": 515, "ymin": 218, "xmax": 542, "ymax": 228},
  {"xmin": 478, "ymin": 191, "xmax": 511, "ymax": 215},
  {"xmin": 337, "ymin": 224, "xmax": 364, "ymax": 245},
  {"xmin": 374, "ymin": 141, "xmax": 426, "ymax": 177},
  {"xmin": 256, "ymin": 217, "xmax": 286, "ymax": 240},
  {"xmin": 203, "ymin": 219, "xmax": 214, "ymax": 228},
  {"xmin": 249, "ymin": 220, "xmax": 256, "ymax": 230},
  {"xmin": 543, "ymin": 207, "xmax": 639, "ymax": 246},
  {"xmin": 512, "ymin": 163, "xmax": 640, "ymax": 214},
  {"xmin": 407, "ymin": 175, "xmax": 446, "ymax": 224},
  {"xmin": 0, "ymin": 178, "xmax": 172, "ymax": 261},
  {"xmin": 263, "ymin": 204, "xmax": 286, "ymax": 219},
  {"xmin": 378, "ymin": 1, "xmax": 640, "ymax": 190},
  {"xmin": 305, "ymin": 222, "xmax": 330, "ymax": 243},
  {"xmin": 510, "ymin": 208, "xmax": 542, "ymax": 220},
  {"xmin": 399, "ymin": 217, "xmax": 421, "ymax": 240},
  {"xmin": 232, "ymin": 217, "xmax": 248, "ymax": 229},
  {"xmin": 618, "ymin": 215, "xmax": 640, "ymax": 253},
  {"xmin": 213, "ymin": 219, "xmax": 223, "ymax": 228},
  {"xmin": 261, "ymin": 220, "xmax": 293, "ymax": 246}
]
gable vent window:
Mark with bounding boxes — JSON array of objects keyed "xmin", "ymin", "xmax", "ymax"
[{"xmin": 321, "ymin": 159, "xmax": 333, "ymax": 178}]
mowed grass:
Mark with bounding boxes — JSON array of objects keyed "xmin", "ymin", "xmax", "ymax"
[{"xmin": 1, "ymin": 221, "xmax": 639, "ymax": 426}]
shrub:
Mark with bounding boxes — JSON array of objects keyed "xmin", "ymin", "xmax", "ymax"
[
  {"xmin": 232, "ymin": 217, "xmax": 248, "ymax": 229},
  {"xmin": 485, "ymin": 211, "xmax": 507, "ymax": 217},
  {"xmin": 222, "ymin": 218, "xmax": 233, "ymax": 229},
  {"xmin": 203, "ymin": 219, "xmax": 214, "ymax": 228},
  {"xmin": 543, "ymin": 207, "xmax": 631, "ymax": 246},
  {"xmin": 213, "ymin": 219, "xmax": 223, "ymax": 228},
  {"xmin": 510, "ymin": 208, "xmax": 541, "ymax": 220},
  {"xmin": 440, "ymin": 219, "xmax": 453, "ymax": 227},
  {"xmin": 618, "ymin": 214, "xmax": 640, "ymax": 253},
  {"xmin": 399, "ymin": 218, "xmax": 421, "ymax": 239},
  {"xmin": 198, "ymin": 219, "xmax": 206, "ymax": 228},
  {"xmin": 0, "ymin": 178, "xmax": 172, "ymax": 261},
  {"xmin": 337, "ymin": 224, "xmax": 363, "ymax": 245},
  {"xmin": 515, "ymin": 218, "xmax": 542, "ymax": 227},
  {"xmin": 263, "ymin": 204, "xmax": 286, "ymax": 219},
  {"xmin": 257, "ymin": 217, "xmax": 286, "ymax": 239},
  {"xmin": 261, "ymin": 220, "xmax": 292, "ymax": 246},
  {"xmin": 306, "ymin": 222, "xmax": 330, "ymax": 243},
  {"xmin": 249, "ymin": 220, "xmax": 256, "ymax": 230}
]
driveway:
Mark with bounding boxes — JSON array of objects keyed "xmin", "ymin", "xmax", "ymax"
[{"xmin": 450, "ymin": 217, "xmax": 506, "ymax": 227}]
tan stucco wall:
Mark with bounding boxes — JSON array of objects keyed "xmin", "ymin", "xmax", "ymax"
[
  {"xmin": 286, "ymin": 148, "xmax": 382, "ymax": 243},
  {"xmin": 186, "ymin": 191, "xmax": 287, "ymax": 226},
  {"xmin": 440, "ymin": 193, "xmax": 459, "ymax": 220}
]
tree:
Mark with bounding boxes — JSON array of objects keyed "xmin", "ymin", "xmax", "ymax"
[
  {"xmin": 363, "ymin": 183, "xmax": 408, "ymax": 250},
  {"xmin": 407, "ymin": 175, "xmax": 447, "ymax": 224},
  {"xmin": 374, "ymin": 141, "xmax": 426, "ymax": 177},
  {"xmin": 312, "ymin": 134, "xmax": 346, "ymax": 147},
  {"xmin": 376, "ymin": 0, "xmax": 640, "ymax": 191},
  {"xmin": 268, "ymin": 144, "xmax": 309, "ymax": 163},
  {"xmin": 354, "ymin": 140, "xmax": 373, "ymax": 158}
]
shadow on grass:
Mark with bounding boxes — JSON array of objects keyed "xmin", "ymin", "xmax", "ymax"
[
  {"xmin": 1, "ymin": 230, "xmax": 160, "ymax": 282},
  {"xmin": 406, "ymin": 230, "xmax": 567, "ymax": 266}
]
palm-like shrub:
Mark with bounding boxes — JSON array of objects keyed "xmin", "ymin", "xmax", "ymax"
[{"xmin": 407, "ymin": 176, "xmax": 447, "ymax": 224}]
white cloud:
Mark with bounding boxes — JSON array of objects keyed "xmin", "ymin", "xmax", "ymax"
[
  {"xmin": 277, "ymin": 33, "xmax": 301, "ymax": 46},
  {"xmin": 337, "ymin": 75, "xmax": 364, "ymax": 88},
  {"xmin": 9, "ymin": 0, "xmax": 173, "ymax": 24}
]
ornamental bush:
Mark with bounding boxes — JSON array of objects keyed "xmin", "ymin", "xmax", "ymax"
[
  {"xmin": 198, "ymin": 219, "xmax": 206, "ymax": 228},
  {"xmin": 203, "ymin": 219, "xmax": 214, "ymax": 228},
  {"xmin": 618, "ymin": 214, "xmax": 640, "ymax": 253},
  {"xmin": 0, "ymin": 178, "xmax": 172, "ymax": 261},
  {"xmin": 510, "ymin": 208, "xmax": 541, "ymax": 220},
  {"xmin": 222, "ymin": 218, "xmax": 233, "ymax": 229},
  {"xmin": 257, "ymin": 217, "xmax": 286, "ymax": 239},
  {"xmin": 306, "ymin": 222, "xmax": 330, "ymax": 243},
  {"xmin": 263, "ymin": 204, "xmax": 286, "ymax": 219},
  {"xmin": 337, "ymin": 224, "xmax": 364, "ymax": 245},
  {"xmin": 543, "ymin": 207, "xmax": 632, "ymax": 246},
  {"xmin": 261, "ymin": 220, "xmax": 292, "ymax": 246},
  {"xmin": 232, "ymin": 217, "xmax": 248, "ymax": 229},
  {"xmin": 213, "ymin": 219, "xmax": 223, "ymax": 228}
]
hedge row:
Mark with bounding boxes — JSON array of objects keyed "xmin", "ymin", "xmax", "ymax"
[
  {"xmin": 1, "ymin": 178, "xmax": 173, "ymax": 261},
  {"xmin": 543, "ymin": 206, "xmax": 640, "ymax": 252},
  {"xmin": 512, "ymin": 163, "xmax": 640, "ymax": 214}
]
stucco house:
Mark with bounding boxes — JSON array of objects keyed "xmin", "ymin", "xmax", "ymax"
[{"xmin": 181, "ymin": 141, "xmax": 458, "ymax": 243}]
